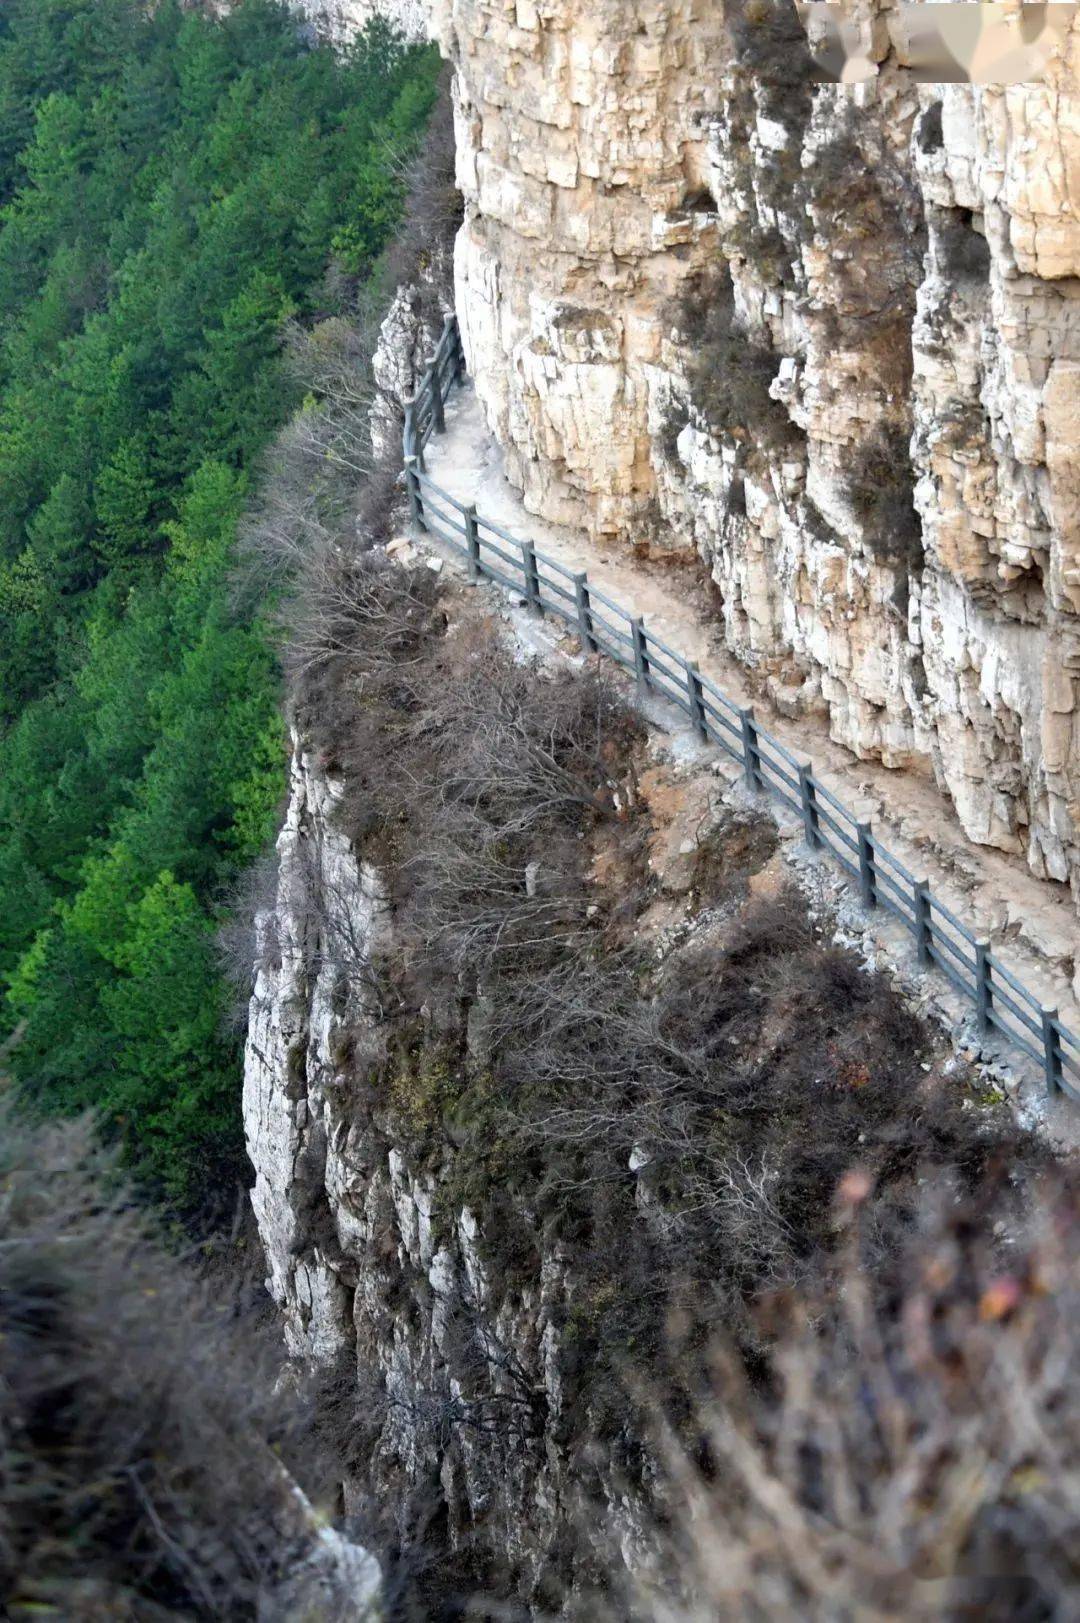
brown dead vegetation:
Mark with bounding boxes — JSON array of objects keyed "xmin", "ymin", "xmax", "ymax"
[
  {"xmin": 269, "ymin": 506, "xmax": 1061, "ymax": 1620},
  {"xmin": 0, "ymin": 1109, "xmax": 329, "ymax": 1620},
  {"xmin": 286, "ymin": 548, "xmax": 1042, "ymax": 1349},
  {"xmin": 674, "ymin": 269, "xmax": 791, "ymax": 454},
  {"xmin": 620, "ymin": 1172, "xmax": 1080, "ymax": 1621}
]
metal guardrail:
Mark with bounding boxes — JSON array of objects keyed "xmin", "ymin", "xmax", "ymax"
[{"xmin": 402, "ymin": 315, "xmax": 1079, "ymax": 1103}]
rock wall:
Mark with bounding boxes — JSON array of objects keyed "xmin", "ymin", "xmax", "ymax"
[
  {"xmin": 293, "ymin": 0, "xmax": 429, "ymax": 43},
  {"xmin": 431, "ymin": 0, "xmax": 728, "ymax": 540},
  {"xmin": 424, "ymin": 0, "xmax": 1080, "ymax": 909}
]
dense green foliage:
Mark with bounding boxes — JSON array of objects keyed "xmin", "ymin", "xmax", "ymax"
[{"xmin": 0, "ymin": 0, "xmax": 439, "ymax": 1210}]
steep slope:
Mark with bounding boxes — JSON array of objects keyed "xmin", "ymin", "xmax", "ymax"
[{"xmin": 237, "ymin": 14, "xmax": 1079, "ymax": 1611}]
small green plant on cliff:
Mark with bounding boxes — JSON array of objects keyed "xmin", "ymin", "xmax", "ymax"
[{"xmin": 387, "ymin": 1040, "xmax": 462, "ymax": 1141}]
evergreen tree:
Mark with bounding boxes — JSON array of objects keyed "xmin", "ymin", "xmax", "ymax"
[{"xmin": 0, "ymin": 0, "xmax": 441, "ymax": 1214}]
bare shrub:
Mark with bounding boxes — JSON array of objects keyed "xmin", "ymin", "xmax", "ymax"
[
  {"xmin": 288, "ymin": 548, "xmax": 442, "ymax": 692},
  {"xmin": 493, "ymin": 887, "xmax": 1037, "ymax": 1337},
  {"xmin": 688, "ymin": 807, "xmax": 779, "ymax": 907},
  {"xmin": 937, "ymin": 209, "xmax": 991, "ymax": 280},
  {"xmin": 725, "ymin": 0, "xmax": 814, "ymax": 231},
  {"xmin": 659, "ymin": 398, "xmax": 690, "ymax": 464},
  {"xmin": 234, "ymin": 303, "xmax": 400, "ymax": 619},
  {"xmin": 0, "ymin": 1108, "xmax": 334, "ymax": 1618},
  {"xmin": 622, "ymin": 1173, "xmax": 1080, "ymax": 1621},
  {"xmin": 279, "ymin": 552, "xmax": 648, "ymax": 1052},
  {"xmin": 918, "ymin": 101, "xmax": 944, "ymax": 153},
  {"xmin": 366, "ymin": 656, "xmax": 641, "ymax": 1009},
  {"xmin": 850, "ymin": 425, "xmax": 923, "ymax": 570},
  {"xmin": 379, "ymin": 70, "xmax": 463, "ymax": 313},
  {"xmin": 806, "ymin": 128, "xmax": 867, "ymax": 217},
  {"xmin": 676, "ymin": 270, "xmax": 791, "ymax": 452},
  {"xmin": 216, "ymin": 849, "xmax": 287, "ymax": 1030},
  {"xmin": 727, "ymin": 0, "xmax": 816, "ymax": 97},
  {"xmin": 724, "ymin": 218, "xmax": 794, "ymax": 287},
  {"xmin": 399, "ymin": 654, "xmax": 643, "ymax": 974}
]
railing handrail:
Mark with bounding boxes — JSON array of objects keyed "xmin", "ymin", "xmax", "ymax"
[{"xmin": 400, "ymin": 315, "xmax": 1079, "ymax": 1105}]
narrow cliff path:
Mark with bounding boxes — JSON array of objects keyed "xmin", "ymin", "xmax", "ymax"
[{"xmin": 418, "ymin": 382, "xmax": 1080, "ymax": 1140}]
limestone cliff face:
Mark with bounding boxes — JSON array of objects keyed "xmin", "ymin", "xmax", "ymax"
[
  {"xmin": 433, "ymin": 0, "xmax": 728, "ymax": 541},
  {"xmin": 242, "ymin": 263, "xmax": 651, "ymax": 1599},
  {"xmin": 294, "ymin": 0, "xmax": 428, "ymax": 43},
  {"xmin": 424, "ymin": 0, "xmax": 1080, "ymax": 911}
]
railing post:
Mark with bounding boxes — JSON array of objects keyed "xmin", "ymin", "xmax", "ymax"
[
  {"xmin": 856, "ymin": 823, "xmax": 876, "ymax": 910},
  {"xmin": 631, "ymin": 617, "xmax": 650, "ymax": 693},
  {"xmin": 521, "ymin": 540, "xmax": 541, "ymax": 612},
  {"xmin": 684, "ymin": 660, "xmax": 708, "ymax": 740},
  {"xmin": 403, "ymin": 399, "xmax": 417, "ymax": 461},
  {"xmin": 1042, "ymin": 1006, "xmax": 1062, "ymax": 1097},
  {"xmin": 912, "ymin": 877, "xmax": 932, "ymax": 966},
  {"xmin": 464, "ymin": 505, "xmax": 480, "ymax": 583},
  {"xmin": 739, "ymin": 706, "xmax": 762, "ymax": 792},
  {"xmin": 405, "ymin": 455, "xmax": 424, "ymax": 531},
  {"xmin": 452, "ymin": 316, "xmax": 466, "ymax": 383},
  {"xmin": 974, "ymin": 938, "xmax": 992, "ymax": 1035},
  {"xmin": 574, "ymin": 573, "xmax": 597, "ymax": 655},
  {"xmin": 431, "ymin": 363, "xmax": 446, "ymax": 435},
  {"xmin": 798, "ymin": 763, "xmax": 821, "ymax": 850}
]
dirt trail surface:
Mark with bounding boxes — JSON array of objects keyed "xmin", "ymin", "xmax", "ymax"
[{"xmin": 416, "ymin": 383, "xmax": 1080, "ymax": 1145}]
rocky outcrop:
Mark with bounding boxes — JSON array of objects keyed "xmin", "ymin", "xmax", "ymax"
[
  {"xmin": 422, "ymin": 0, "xmax": 1080, "ymax": 917},
  {"xmin": 245, "ymin": 743, "xmax": 388, "ymax": 1363},
  {"xmin": 259, "ymin": 1467, "xmax": 382, "ymax": 1622},
  {"xmin": 243, "ymin": 731, "xmax": 655, "ymax": 1607},
  {"xmin": 294, "ymin": 0, "xmax": 429, "ymax": 42}
]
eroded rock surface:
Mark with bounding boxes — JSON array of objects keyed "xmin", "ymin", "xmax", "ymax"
[{"xmin": 294, "ymin": 0, "xmax": 429, "ymax": 42}]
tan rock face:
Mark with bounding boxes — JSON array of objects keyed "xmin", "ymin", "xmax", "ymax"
[
  {"xmin": 428, "ymin": 0, "xmax": 728, "ymax": 537},
  {"xmin": 427, "ymin": 0, "xmax": 1080, "ymax": 908},
  {"xmin": 293, "ymin": 0, "xmax": 429, "ymax": 42}
]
